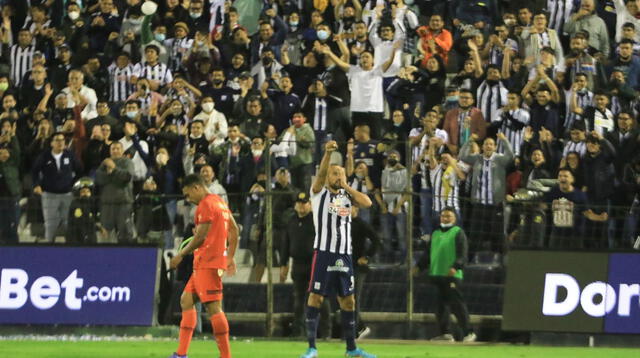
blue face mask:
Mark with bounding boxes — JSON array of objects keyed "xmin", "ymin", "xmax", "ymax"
[
  {"xmin": 446, "ymin": 95, "xmax": 459, "ymax": 102},
  {"xmin": 404, "ymin": 0, "xmax": 414, "ymax": 4},
  {"xmin": 289, "ymin": 21, "xmax": 299, "ymax": 27},
  {"xmin": 190, "ymin": 12, "xmax": 201, "ymax": 19},
  {"xmin": 154, "ymin": 33, "xmax": 166, "ymax": 42},
  {"xmin": 317, "ymin": 30, "xmax": 330, "ymax": 41},
  {"xmin": 126, "ymin": 111, "xmax": 138, "ymax": 119}
]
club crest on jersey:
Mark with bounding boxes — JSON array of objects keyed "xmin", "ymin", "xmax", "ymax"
[{"xmin": 328, "ymin": 194, "xmax": 351, "ymax": 217}]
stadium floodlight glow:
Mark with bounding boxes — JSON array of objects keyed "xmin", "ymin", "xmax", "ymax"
[{"xmin": 541, "ymin": 273, "xmax": 640, "ymax": 318}]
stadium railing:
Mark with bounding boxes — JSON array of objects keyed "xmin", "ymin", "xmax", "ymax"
[{"xmin": 2, "ymin": 138, "xmax": 638, "ymax": 337}]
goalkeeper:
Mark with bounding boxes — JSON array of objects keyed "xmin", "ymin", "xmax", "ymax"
[{"xmin": 413, "ymin": 207, "xmax": 476, "ymax": 342}]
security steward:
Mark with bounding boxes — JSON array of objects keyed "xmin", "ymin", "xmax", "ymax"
[
  {"xmin": 413, "ymin": 206, "xmax": 476, "ymax": 342},
  {"xmin": 280, "ymin": 192, "xmax": 331, "ymax": 337}
]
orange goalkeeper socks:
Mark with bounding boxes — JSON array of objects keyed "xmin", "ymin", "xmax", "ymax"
[
  {"xmin": 176, "ymin": 309, "xmax": 197, "ymax": 355},
  {"xmin": 211, "ymin": 311, "xmax": 231, "ymax": 358}
]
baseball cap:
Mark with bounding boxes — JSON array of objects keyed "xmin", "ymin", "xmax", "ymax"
[
  {"xmin": 295, "ymin": 192, "xmax": 310, "ymax": 203},
  {"xmin": 238, "ymin": 71, "xmax": 252, "ymax": 79}
]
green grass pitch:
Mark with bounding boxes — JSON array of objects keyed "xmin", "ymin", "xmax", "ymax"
[{"xmin": 0, "ymin": 339, "xmax": 638, "ymax": 358}]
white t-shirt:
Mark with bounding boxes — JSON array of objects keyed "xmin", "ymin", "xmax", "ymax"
[
  {"xmin": 62, "ymin": 85, "xmax": 98, "ymax": 120},
  {"xmin": 347, "ymin": 65, "xmax": 384, "ymax": 113},
  {"xmin": 52, "ymin": 151, "xmax": 63, "ymax": 170}
]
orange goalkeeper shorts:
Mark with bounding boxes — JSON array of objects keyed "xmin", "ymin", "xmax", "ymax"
[{"xmin": 184, "ymin": 268, "xmax": 224, "ymax": 303}]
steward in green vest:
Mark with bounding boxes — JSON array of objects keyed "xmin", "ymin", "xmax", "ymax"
[{"xmin": 413, "ymin": 207, "xmax": 476, "ymax": 342}]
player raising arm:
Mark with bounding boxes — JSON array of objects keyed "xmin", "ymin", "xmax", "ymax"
[
  {"xmin": 302, "ymin": 141, "xmax": 375, "ymax": 358},
  {"xmin": 168, "ymin": 174, "xmax": 239, "ymax": 358}
]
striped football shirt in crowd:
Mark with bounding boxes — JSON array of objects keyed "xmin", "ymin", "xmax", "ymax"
[{"xmin": 108, "ymin": 63, "xmax": 135, "ymax": 102}]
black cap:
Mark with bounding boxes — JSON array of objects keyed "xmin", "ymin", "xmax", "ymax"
[
  {"xmin": 570, "ymin": 120, "xmax": 586, "ymax": 131},
  {"xmin": 295, "ymin": 192, "xmax": 310, "ymax": 203},
  {"xmin": 238, "ymin": 71, "xmax": 252, "ymax": 79}
]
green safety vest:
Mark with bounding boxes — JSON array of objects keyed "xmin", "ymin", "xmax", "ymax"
[{"xmin": 429, "ymin": 226, "xmax": 463, "ymax": 279}]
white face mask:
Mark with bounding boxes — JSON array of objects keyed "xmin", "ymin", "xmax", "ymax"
[
  {"xmin": 440, "ymin": 223, "xmax": 454, "ymax": 228},
  {"xmin": 202, "ymin": 102, "xmax": 214, "ymax": 113},
  {"xmin": 251, "ymin": 149, "xmax": 263, "ymax": 157},
  {"xmin": 68, "ymin": 11, "xmax": 80, "ymax": 21}
]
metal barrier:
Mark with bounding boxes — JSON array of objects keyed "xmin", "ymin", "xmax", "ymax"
[{"xmin": 2, "ymin": 139, "xmax": 638, "ymax": 336}]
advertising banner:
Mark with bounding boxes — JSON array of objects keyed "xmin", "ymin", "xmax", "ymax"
[
  {"xmin": 503, "ymin": 251, "xmax": 640, "ymax": 334},
  {"xmin": 0, "ymin": 246, "xmax": 160, "ymax": 326}
]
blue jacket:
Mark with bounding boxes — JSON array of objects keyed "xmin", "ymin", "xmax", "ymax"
[
  {"xmin": 607, "ymin": 55, "xmax": 640, "ymax": 90},
  {"xmin": 32, "ymin": 150, "xmax": 83, "ymax": 194}
]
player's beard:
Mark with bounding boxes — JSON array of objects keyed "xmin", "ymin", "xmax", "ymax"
[{"xmin": 329, "ymin": 181, "xmax": 342, "ymax": 191}]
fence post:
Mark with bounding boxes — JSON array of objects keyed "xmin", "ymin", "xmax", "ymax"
[
  {"xmin": 265, "ymin": 139, "xmax": 274, "ymax": 337},
  {"xmin": 405, "ymin": 140, "xmax": 414, "ymax": 324}
]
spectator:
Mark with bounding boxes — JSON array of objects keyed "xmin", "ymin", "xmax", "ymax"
[
  {"xmin": 133, "ymin": 44, "xmax": 173, "ymax": 92},
  {"xmin": 32, "ymin": 132, "xmax": 83, "ymax": 243},
  {"xmin": 490, "ymin": 91, "xmax": 529, "ymax": 156},
  {"xmin": 565, "ymin": 73, "xmax": 594, "ymax": 131},
  {"xmin": 376, "ymin": 150, "xmax": 409, "ymax": 262},
  {"xmin": 459, "ymin": 133, "xmax": 513, "ymax": 253},
  {"xmin": 563, "ymin": 0, "xmax": 610, "ymax": 59},
  {"xmin": 200, "ymin": 164, "xmax": 228, "ymax": 203},
  {"xmin": 250, "ymin": 17, "xmax": 287, "ymax": 66},
  {"xmin": 607, "ymin": 39, "xmax": 640, "ymax": 91},
  {"xmin": 4, "ymin": 29, "xmax": 35, "ymax": 87},
  {"xmin": 582, "ymin": 92, "xmax": 615, "ymax": 136},
  {"xmin": 301, "ymin": 79, "xmax": 339, "ymax": 164},
  {"xmin": 320, "ymin": 39, "xmax": 400, "ymax": 139},
  {"xmin": 95, "ymin": 141, "xmax": 135, "ymax": 243},
  {"xmin": 563, "ymin": 32, "xmax": 601, "ymax": 91},
  {"xmin": 0, "ymin": 135, "xmax": 20, "ymax": 243},
  {"xmin": 250, "ymin": 47, "xmax": 283, "ymax": 88},
  {"xmin": 88, "ymin": 0, "xmax": 121, "ymax": 53},
  {"xmin": 119, "ymin": 117, "xmax": 150, "ymax": 192},
  {"xmin": 286, "ymin": 113, "xmax": 315, "ymax": 192},
  {"xmin": 61, "ymin": 69, "xmax": 98, "ymax": 121},
  {"xmin": 481, "ymin": 22, "xmax": 518, "ymax": 68},
  {"xmin": 520, "ymin": 12, "xmax": 564, "ymax": 67},
  {"xmin": 442, "ymin": 89, "xmax": 486, "ymax": 154},
  {"xmin": 476, "ymin": 65, "xmax": 508, "ymax": 124},
  {"xmin": 543, "ymin": 168, "xmax": 588, "ymax": 249},
  {"xmin": 268, "ymin": 74, "xmax": 301, "ymax": 134},
  {"xmin": 416, "ymin": 14, "xmax": 453, "ymax": 66},
  {"xmin": 523, "ymin": 85, "xmax": 562, "ymax": 138},
  {"xmin": 193, "ymin": 96, "xmax": 228, "ymax": 147},
  {"xmin": 202, "ymin": 66, "xmax": 237, "ymax": 118}
]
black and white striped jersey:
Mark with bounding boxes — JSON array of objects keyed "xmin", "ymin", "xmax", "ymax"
[
  {"xmin": 108, "ymin": 63, "xmax": 135, "ymax": 102},
  {"xmin": 311, "ymin": 187, "xmax": 353, "ymax": 255},
  {"xmin": 9, "ymin": 44, "xmax": 35, "ymax": 87},
  {"xmin": 133, "ymin": 62, "xmax": 173, "ymax": 88}
]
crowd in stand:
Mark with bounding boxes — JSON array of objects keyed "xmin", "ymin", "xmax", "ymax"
[{"xmin": 0, "ymin": 0, "xmax": 640, "ymax": 263}]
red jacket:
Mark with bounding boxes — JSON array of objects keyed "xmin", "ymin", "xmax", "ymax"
[{"xmin": 417, "ymin": 26, "xmax": 453, "ymax": 65}]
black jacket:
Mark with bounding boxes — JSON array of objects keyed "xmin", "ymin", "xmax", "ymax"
[
  {"xmin": 351, "ymin": 216, "xmax": 381, "ymax": 273},
  {"xmin": 281, "ymin": 212, "xmax": 315, "ymax": 269},
  {"xmin": 32, "ymin": 150, "xmax": 83, "ymax": 193},
  {"xmin": 582, "ymin": 139, "xmax": 616, "ymax": 204},
  {"xmin": 605, "ymin": 129, "xmax": 640, "ymax": 181}
]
